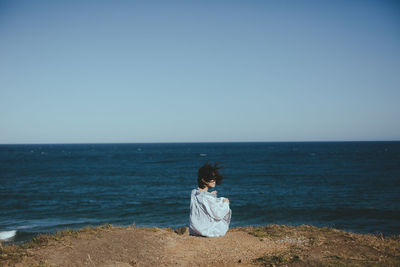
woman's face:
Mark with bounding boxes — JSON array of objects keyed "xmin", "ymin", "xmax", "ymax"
[{"xmin": 206, "ymin": 179, "xmax": 216, "ymax": 188}]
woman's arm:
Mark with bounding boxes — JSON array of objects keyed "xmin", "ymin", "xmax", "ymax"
[{"xmin": 201, "ymin": 195, "xmax": 230, "ymax": 221}]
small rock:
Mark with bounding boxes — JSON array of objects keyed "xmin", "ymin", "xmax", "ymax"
[{"xmin": 174, "ymin": 227, "xmax": 187, "ymax": 235}]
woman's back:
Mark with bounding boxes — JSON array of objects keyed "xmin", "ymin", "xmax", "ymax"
[{"xmin": 189, "ymin": 188, "xmax": 231, "ymax": 237}]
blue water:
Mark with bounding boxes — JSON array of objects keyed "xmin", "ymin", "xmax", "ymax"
[{"xmin": 1, "ymin": 142, "xmax": 400, "ymax": 243}]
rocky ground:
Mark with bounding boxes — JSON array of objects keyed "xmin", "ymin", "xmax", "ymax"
[{"xmin": 1, "ymin": 224, "xmax": 399, "ymax": 266}]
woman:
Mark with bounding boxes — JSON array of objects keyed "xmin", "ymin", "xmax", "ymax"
[{"xmin": 189, "ymin": 163, "xmax": 232, "ymax": 237}]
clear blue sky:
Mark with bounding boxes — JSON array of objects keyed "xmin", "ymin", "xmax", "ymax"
[{"xmin": 1, "ymin": 0, "xmax": 399, "ymax": 144}]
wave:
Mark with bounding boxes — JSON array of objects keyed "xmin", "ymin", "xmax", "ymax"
[
  {"xmin": 0, "ymin": 230, "xmax": 17, "ymax": 240},
  {"xmin": 145, "ymin": 160, "xmax": 178, "ymax": 164},
  {"xmin": 0, "ymin": 218, "xmax": 107, "ymax": 243}
]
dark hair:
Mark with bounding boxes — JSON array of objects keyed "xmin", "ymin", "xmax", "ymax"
[{"xmin": 197, "ymin": 162, "xmax": 224, "ymax": 189}]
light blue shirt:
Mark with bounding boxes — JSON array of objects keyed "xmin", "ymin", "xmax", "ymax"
[{"xmin": 189, "ymin": 188, "xmax": 232, "ymax": 237}]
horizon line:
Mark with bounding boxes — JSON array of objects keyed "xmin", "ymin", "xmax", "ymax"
[{"xmin": 1, "ymin": 140, "xmax": 399, "ymax": 145}]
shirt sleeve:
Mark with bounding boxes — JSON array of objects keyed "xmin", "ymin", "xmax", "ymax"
[{"xmin": 201, "ymin": 194, "xmax": 230, "ymax": 221}]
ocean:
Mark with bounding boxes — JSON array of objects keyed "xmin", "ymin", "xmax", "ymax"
[{"xmin": 1, "ymin": 142, "xmax": 399, "ymax": 243}]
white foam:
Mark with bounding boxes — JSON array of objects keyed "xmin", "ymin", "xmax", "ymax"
[
  {"xmin": 0, "ymin": 230, "xmax": 17, "ymax": 240},
  {"xmin": 200, "ymin": 153, "xmax": 207, "ymax": 156}
]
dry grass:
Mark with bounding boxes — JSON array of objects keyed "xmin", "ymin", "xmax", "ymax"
[
  {"xmin": 141, "ymin": 226, "xmax": 175, "ymax": 233},
  {"xmin": 244, "ymin": 224, "xmax": 400, "ymax": 266},
  {"xmin": 1, "ymin": 224, "xmax": 400, "ymax": 267},
  {"xmin": 0, "ymin": 224, "xmax": 115, "ymax": 266}
]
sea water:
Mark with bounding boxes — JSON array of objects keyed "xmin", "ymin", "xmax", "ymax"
[{"xmin": 1, "ymin": 142, "xmax": 399, "ymax": 243}]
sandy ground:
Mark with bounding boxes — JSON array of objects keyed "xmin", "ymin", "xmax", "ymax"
[{"xmin": 1, "ymin": 225, "xmax": 400, "ymax": 266}]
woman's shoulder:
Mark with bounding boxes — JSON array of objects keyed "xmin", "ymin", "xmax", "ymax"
[
  {"xmin": 191, "ymin": 188, "xmax": 198, "ymax": 195},
  {"xmin": 191, "ymin": 188, "xmax": 212, "ymax": 198},
  {"xmin": 192, "ymin": 188, "xmax": 206, "ymax": 197}
]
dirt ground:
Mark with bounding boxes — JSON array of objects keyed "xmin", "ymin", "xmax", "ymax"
[{"xmin": 1, "ymin": 224, "xmax": 399, "ymax": 266}]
